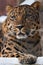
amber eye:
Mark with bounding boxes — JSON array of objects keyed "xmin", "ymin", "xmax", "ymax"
[
  {"xmin": 10, "ymin": 15, "xmax": 16, "ymax": 21},
  {"xmin": 11, "ymin": 16, "xmax": 15, "ymax": 18}
]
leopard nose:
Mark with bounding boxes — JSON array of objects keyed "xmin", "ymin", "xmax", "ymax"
[{"xmin": 16, "ymin": 25, "xmax": 24, "ymax": 30}]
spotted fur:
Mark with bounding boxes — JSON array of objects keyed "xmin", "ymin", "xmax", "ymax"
[{"xmin": 0, "ymin": 1, "xmax": 42, "ymax": 64}]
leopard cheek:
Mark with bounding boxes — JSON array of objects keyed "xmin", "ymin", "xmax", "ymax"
[{"xmin": 13, "ymin": 28, "xmax": 20, "ymax": 35}]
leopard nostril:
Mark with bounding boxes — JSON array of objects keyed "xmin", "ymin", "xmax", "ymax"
[
  {"xmin": 18, "ymin": 32, "xmax": 25, "ymax": 36},
  {"xmin": 16, "ymin": 25, "xmax": 24, "ymax": 30}
]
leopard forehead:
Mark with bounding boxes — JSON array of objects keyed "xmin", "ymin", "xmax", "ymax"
[{"xmin": 8, "ymin": 5, "xmax": 39, "ymax": 21}]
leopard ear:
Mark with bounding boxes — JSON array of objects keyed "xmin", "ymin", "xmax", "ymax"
[
  {"xmin": 6, "ymin": 5, "xmax": 13, "ymax": 15},
  {"xmin": 31, "ymin": 1, "xmax": 40, "ymax": 11}
]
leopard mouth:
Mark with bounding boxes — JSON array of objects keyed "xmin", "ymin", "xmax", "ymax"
[{"xmin": 16, "ymin": 32, "xmax": 27, "ymax": 39}]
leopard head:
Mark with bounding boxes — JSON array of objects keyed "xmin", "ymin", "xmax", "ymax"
[{"xmin": 2, "ymin": 1, "xmax": 41, "ymax": 40}]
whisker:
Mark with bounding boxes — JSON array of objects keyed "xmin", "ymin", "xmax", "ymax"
[{"xmin": 36, "ymin": 28, "xmax": 43, "ymax": 32}]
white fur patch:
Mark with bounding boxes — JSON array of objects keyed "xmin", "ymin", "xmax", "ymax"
[
  {"xmin": 16, "ymin": 35, "xmax": 27, "ymax": 39},
  {"xmin": 20, "ymin": 0, "xmax": 35, "ymax": 5}
]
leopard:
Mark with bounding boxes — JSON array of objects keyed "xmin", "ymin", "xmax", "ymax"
[{"xmin": 0, "ymin": 1, "xmax": 42, "ymax": 64}]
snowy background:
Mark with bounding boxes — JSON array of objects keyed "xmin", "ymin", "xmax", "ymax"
[
  {"xmin": 0, "ymin": 0, "xmax": 43, "ymax": 65},
  {"xmin": 20, "ymin": 0, "xmax": 35, "ymax": 5},
  {"xmin": 0, "ymin": 57, "xmax": 43, "ymax": 65}
]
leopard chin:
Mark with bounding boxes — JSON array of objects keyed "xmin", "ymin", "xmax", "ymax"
[{"xmin": 16, "ymin": 35, "xmax": 27, "ymax": 39}]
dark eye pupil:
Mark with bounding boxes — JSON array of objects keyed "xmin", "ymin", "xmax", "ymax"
[
  {"xmin": 11, "ymin": 16, "xmax": 15, "ymax": 18},
  {"xmin": 10, "ymin": 15, "xmax": 15, "ymax": 21}
]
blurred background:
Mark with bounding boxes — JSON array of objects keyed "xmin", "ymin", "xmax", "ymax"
[{"xmin": 0, "ymin": 0, "xmax": 25, "ymax": 15}]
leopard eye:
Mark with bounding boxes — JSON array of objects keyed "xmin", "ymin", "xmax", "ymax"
[
  {"xmin": 10, "ymin": 15, "xmax": 16, "ymax": 21},
  {"xmin": 26, "ymin": 14, "xmax": 31, "ymax": 18},
  {"xmin": 11, "ymin": 16, "xmax": 15, "ymax": 18}
]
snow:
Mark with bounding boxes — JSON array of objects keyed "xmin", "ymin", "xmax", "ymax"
[
  {"xmin": 36, "ymin": 57, "xmax": 43, "ymax": 64},
  {"xmin": 0, "ymin": 57, "xmax": 43, "ymax": 65},
  {"xmin": 0, "ymin": 16, "xmax": 7, "ymax": 23},
  {"xmin": 20, "ymin": 0, "xmax": 35, "ymax": 5},
  {"xmin": 0, "ymin": 58, "xmax": 20, "ymax": 65}
]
